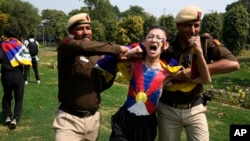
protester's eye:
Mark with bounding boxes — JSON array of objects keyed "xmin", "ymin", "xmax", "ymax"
[
  {"xmin": 146, "ymin": 35, "xmax": 154, "ymax": 40},
  {"xmin": 146, "ymin": 35, "xmax": 164, "ymax": 42},
  {"xmin": 156, "ymin": 36, "xmax": 164, "ymax": 42}
]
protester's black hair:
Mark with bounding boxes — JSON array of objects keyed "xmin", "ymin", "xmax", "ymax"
[
  {"xmin": 4, "ymin": 27, "xmax": 18, "ymax": 38},
  {"xmin": 29, "ymin": 32, "xmax": 35, "ymax": 38}
]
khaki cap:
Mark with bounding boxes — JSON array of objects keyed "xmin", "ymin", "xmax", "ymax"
[
  {"xmin": 66, "ymin": 13, "xmax": 91, "ymax": 31},
  {"xmin": 175, "ymin": 6, "xmax": 202, "ymax": 24}
]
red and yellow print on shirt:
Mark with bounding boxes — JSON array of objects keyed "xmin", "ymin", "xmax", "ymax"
[{"xmin": 124, "ymin": 60, "xmax": 169, "ymax": 116}]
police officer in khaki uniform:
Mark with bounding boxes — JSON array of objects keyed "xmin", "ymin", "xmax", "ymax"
[
  {"xmin": 157, "ymin": 6, "xmax": 240, "ymax": 141},
  {"xmin": 52, "ymin": 13, "xmax": 129, "ymax": 141}
]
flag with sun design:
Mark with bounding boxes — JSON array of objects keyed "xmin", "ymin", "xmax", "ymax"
[{"xmin": 124, "ymin": 61, "xmax": 169, "ymax": 116}]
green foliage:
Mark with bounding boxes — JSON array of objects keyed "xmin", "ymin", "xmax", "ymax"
[
  {"xmin": 227, "ymin": 0, "xmax": 250, "ymax": 13},
  {"xmin": 201, "ymin": 12, "xmax": 223, "ymax": 40},
  {"xmin": 245, "ymin": 44, "xmax": 250, "ymax": 50},
  {"xmin": 204, "ymin": 53, "xmax": 250, "ymax": 109},
  {"xmin": 143, "ymin": 14, "xmax": 158, "ymax": 37},
  {"xmin": 0, "ymin": 13, "xmax": 8, "ymax": 36},
  {"xmin": 158, "ymin": 14, "xmax": 177, "ymax": 37},
  {"xmin": 41, "ymin": 10, "xmax": 67, "ymax": 42},
  {"xmin": 222, "ymin": 5, "xmax": 250, "ymax": 56},
  {"xmin": 121, "ymin": 5, "xmax": 146, "ymax": 18},
  {"xmin": 117, "ymin": 16, "xmax": 144, "ymax": 44},
  {"xmin": 1, "ymin": 0, "xmax": 40, "ymax": 38},
  {"xmin": 207, "ymin": 85, "xmax": 250, "ymax": 109},
  {"xmin": 105, "ymin": 19, "xmax": 120, "ymax": 43},
  {"xmin": 91, "ymin": 20, "xmax": 105, "ymax": 41},
  {"xmin": 84, "ymin": 0, "xmax": 116, "ymax": 24},
  {"xmin": 112, "ymin": 5, "xmax": 121, "ymax": 19},
  {"xmin": 227, "ymin": 0, "xmax": 250, "ymax": 45}
]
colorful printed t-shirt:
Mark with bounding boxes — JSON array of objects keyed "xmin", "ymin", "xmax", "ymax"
[{"xmin": 125, "ymin": 60, "xmax": 169, "ymax": 116}]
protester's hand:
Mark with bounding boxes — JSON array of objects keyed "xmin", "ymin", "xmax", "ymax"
[
  {"xmin": 188, "ymin": 36, "xmax": 203, "ymax": 55},
  {"xmin": 124, "ymin": 45, "xmax": 143, "ymax": 58},
  {"xmin": 180, "ymin": 68, "xmax": 192, "ymax": 81},
  {"xmin": 118, "ymin": 46, "xmax": 130, "ymax": 60}
]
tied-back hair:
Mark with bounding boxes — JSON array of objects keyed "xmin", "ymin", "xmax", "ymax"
[{"xmin": 4, "ymin": 27, "xmax": 18, "ymax": 38}]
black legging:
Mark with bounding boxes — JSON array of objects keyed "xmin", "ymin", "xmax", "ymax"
[
  {"xmin": 1, "ymin": 71, "xmax": 25, "ymax": 121},
  {"xmin": 24, "ymin": 57, "xmax": 40, "ymax": 81}
]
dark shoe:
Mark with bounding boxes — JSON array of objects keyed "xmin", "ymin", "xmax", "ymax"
[
  {"xmin": 4, "ymin": 117, "xmax": 11, "ymax": 125},
  {"xmin": 9, "ymin": 119, "xmax": 17, "ymax": 130}
]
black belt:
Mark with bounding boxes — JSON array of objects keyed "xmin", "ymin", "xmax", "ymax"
[
  {"xmin": 162, "ymin": 98, "xmax": 202, "ymax": 109},
  {"xmin": 59, "ymin": 104, "xmax": 97, "ymax": 118}
]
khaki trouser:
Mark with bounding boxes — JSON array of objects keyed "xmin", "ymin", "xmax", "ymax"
[
  {"xmin": 157, "ymin": 102, "xmax": 209, "ymax": 141},
  {"xmin": 53, "ymin": 109, "xmax": 100, "ymax": 141}
]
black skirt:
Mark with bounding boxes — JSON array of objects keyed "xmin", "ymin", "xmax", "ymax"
[{"xmin": 109, "ymin": 106, "xmax": 157, "ymax": 141}]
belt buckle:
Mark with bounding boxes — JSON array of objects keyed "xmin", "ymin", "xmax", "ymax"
[
  {"xmin": 77, "ymin": 109, "xmax": 96, "ymax": 117},
  {"xmin": 175, "ymin": 104, "xmax": 191, "ymax": 109},
  {"xmin": 77, "ymin": 110, "xmax": 92, "ymax": 117}
]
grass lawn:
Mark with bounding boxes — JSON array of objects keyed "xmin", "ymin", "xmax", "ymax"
[{"xmin": 0, "ymin": 48, "xmax": 249, "ymax": 141}]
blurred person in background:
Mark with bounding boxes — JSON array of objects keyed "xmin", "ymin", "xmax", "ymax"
[{"xmin": 0, "ymin": 27, "xmax": 32, "ymax": 130}]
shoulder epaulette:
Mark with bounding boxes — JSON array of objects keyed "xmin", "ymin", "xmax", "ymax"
[
  {"xmin": 62, "ymin": 38, "xmax": 71, "ymax": 44},
  {"xmin": 212, "ymin": 39, "xmax": 221, "ymax": 46}
]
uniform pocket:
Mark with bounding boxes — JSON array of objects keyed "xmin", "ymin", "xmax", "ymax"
[{"xmin": 72, "ymin": 55, "xmax": 92, "ymax": 77}]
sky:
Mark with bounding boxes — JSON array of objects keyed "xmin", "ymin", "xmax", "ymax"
[{"xmin": 23, "ymin": 0, "xmax": 238, "ymax": 17}]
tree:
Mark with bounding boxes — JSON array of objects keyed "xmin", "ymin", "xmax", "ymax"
[
  {"xmin": 158, "ymin": 14, "xmax": 177, "ymax": 39},
  {"xmin": 82, "ymin": 0, "xmax": 116, "ymax": 24},
  {"xmin": 115, "ymin": 16, "xmax": 144, "ymax": 45},
  {"xmin": 41, "ymin": 9, "xmax": 67, "ymax": 42},
  {"xmin": 143, "ymin": 14, "xmax": 158, "ymax": 37},
  {"xmin": 226, "ymin": 0, "xmax": 250, "ymax": 45},
  {"xmin": 222, "ymin": 5, "xmax": 250, "ymax": 56},
  {"xmin": 112, "ymin": 5, "xmax": 121, "ymax": 19},
  {"xmin": 226, "ymin": 0, "xmax": 250, "ymax": 13},
  {"xmin": 1, "ymin": 0, "xmax": 40, "ymax": 39},
  {"xmin": 201, "ymin": 12, "xmax": 223, "ymax": 40},
  {"xmin": 0, "ymin": 0, "xmax": 8, "ymax": 35},
  {"xmin": 104, "ymin": 19, "xmax": 120, "ymax": 43},
  {"xmin": 68, "ymin": 7, "xmax": 89, "ymax": 17},
  {"xmin": 91, "ymin": 20, "xmax": 105, "ymax": 41},
  {"xmin": 121, "ymin": 5, "xmax": 146, "ymax": 18}
]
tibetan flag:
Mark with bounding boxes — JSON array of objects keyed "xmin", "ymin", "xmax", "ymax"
[
  {"xmin": 95, "ymin": 55, "xmax": 117, "ymax": 82},
  {"xmin": 125, "ymin": 61, "xmax": 169, "ymax": 115},
  {"xmin": 2, "ymin": 38, "xmax": 32, "ymax": 67}
]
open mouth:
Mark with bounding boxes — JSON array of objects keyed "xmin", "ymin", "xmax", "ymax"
[{"xmin": 150, "ymin": 45, "xmax": 157, "ymax": 51}]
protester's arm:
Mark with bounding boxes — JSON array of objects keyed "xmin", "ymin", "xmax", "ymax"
[{"xmin": 124, "ymin": 45, "xmax": 143, "ymax": 58}]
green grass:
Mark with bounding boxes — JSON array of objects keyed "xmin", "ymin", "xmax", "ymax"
[{"xmin": 0, "ymin": 48, "xmax": 250, "ymax": 141}]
